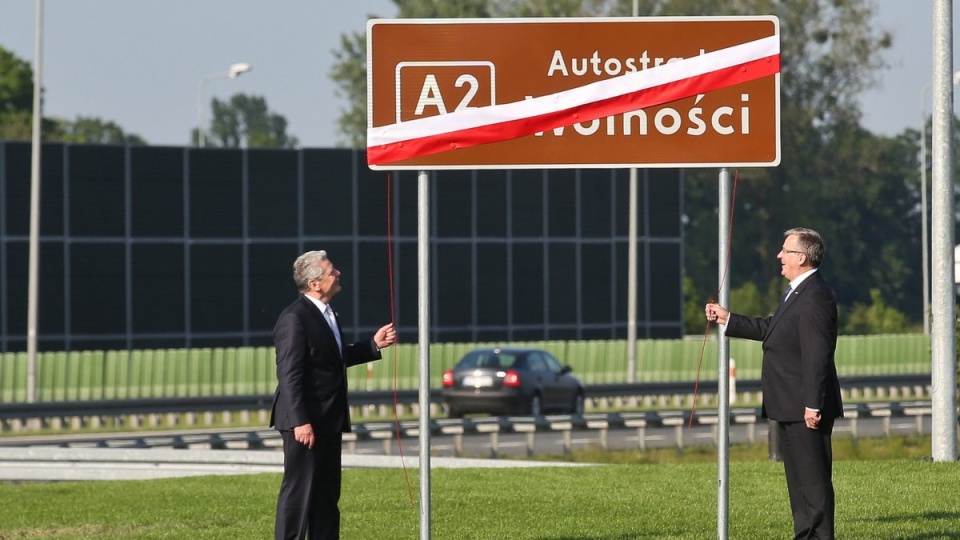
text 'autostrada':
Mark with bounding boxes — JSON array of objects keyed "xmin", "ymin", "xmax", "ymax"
[{"xmin": 533, "ymin": 49, "xmax": 753, "ymax": 138}]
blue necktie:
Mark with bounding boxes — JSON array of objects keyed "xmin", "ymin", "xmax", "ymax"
[
  {"xmin": 323, "ymin": 305, "xmax": 343, "ymax": 354},
  {"xmin": 782, "ymin": 284, "xmax": 793, "ymax": 303}
]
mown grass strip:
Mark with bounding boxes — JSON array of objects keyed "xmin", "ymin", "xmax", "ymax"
[{"xmin": 0, "ymin": 449, "xmax": 956, "ymax": 539}]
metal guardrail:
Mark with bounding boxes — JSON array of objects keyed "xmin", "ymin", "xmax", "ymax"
[
  {"xmin": 0, "ymin": 402, "xmax": 940, "ymax": 460},
  {"xmin": 0, "ymin": 374, "xmax": 931, "ymax": 428}
]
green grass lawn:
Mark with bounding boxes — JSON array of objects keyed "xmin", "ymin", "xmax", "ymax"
[{"xmin": 0, "ymin": 451, "xmax": 957, "ymax": 539}]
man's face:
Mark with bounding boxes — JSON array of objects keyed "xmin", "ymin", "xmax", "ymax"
[
  {"xmin": 312, "ymin": 258, "xmax": 342, "ymax": 301},
  {"xmin": 777, "ymin": 234, "xmax": 806, "ymax": 281}
]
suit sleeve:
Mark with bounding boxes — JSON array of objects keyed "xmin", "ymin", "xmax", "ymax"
[
  {"xmin": 724, "ymin": 313, "xmax": 772, "ymax": 342},
  {"xmin": 343, "ymin": 338, "xmax": 382, "ymax": 368},
  {"xmin": 798, "ymin": 288, "xmax": 836, "ymax": 411},
  {"xmin": 274, "ymin": 311, "xmax": 310, "ymax": 427}
]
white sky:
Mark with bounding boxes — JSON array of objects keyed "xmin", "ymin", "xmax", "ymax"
[{"xmin": 0, "ymin": 1, "xmax": 955, "ymax": 147}]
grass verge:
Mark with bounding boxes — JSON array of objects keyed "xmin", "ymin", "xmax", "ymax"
[{"xmin": 0, "ymin": 438, "xmax": 956, "ymax": 539}]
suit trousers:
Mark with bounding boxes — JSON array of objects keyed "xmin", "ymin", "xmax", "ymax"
[
  {"xmin": 778, "ymin": 419, "xmax": 836, "ymax": 540},
  {"xmin": 275, "ymin": 431, "xmax": 343, "ymax": 540}
]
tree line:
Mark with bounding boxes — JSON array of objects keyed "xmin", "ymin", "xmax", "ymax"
[{"xmin": 0, "ymin": 46, "xmax": 297, "ymax": 149}]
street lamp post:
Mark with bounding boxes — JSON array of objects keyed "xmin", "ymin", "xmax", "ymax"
[
  {"xmin": 197, "ymin": 62, "xmax": 252, "ymax": 148},
  {"xmin": 919, "ymin": 70, "xmax": 960, "ymax": 335}
]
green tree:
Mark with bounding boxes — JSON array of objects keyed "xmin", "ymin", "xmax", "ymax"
[
  {"xmin": 687, "ymin": 126, "xmax": 922, "ymax": 329},
  {"xmin": 677, "ymin": 2, "xmax": 912, "ymax": 330},
  {"xmin": 330, "ymin": 33, "xmax": 367, "ymax": 149},
  {"xmin": 489, "ymin": 0, "xmax": 606, "ymax": 17},
  {"xmin": 0, "ymin": 110, "xmax": 32, "ymax": 140},
  {"xmin": 683, "ymin": 275, "xmax": 783, "ymax": 335},
  {"xmin": 396, "ymin": 0, "xmax": 491, "ymax": 17},
  {"xmin": 1, "ymin": 44, "xmax": 145, "ymax": 144},
  {"xmin": 728, "ymin": 280, "xmax": 772, "ymax": 319},
  {"xmin": 0, "ymin": 46, "xmax": 32, "ymax": 114},
  {"xmin": 843, "ymin": 288, "xmax": 915, "ymax": 335},
  {"xmin": 50, "ymin": 116, "xmax": 146, "ymax": 145},
  {"xmin": 196, "ymin": 93, "xmax": 298, "ymax": 149},
  {"xmin": 0, "ymin": 44, "xmax": 36, "ymax": 140},
  {"xmin": 682, "ymin": 275, "xmax": 706, "ymax": 335}
]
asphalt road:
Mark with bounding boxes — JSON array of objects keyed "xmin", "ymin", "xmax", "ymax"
[{"xmin": 0, "ymin": 414, "xmax": 935, "ymax": 481}]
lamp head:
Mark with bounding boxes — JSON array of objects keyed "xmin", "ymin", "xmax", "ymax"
[{"xmin": 229, "ymin": 63, "xmax": 252, "ymax": 79}]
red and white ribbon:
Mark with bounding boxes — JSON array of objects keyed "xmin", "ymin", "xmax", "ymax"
[{"xmin": 367, "ymin": 35, "xmax": 779, "ymax": 166}]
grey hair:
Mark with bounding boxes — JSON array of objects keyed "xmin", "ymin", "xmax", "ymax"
[
  {"xmin": 292, "ymin": 250, "xmax": 328, "ymax": 292},
  {"xmin": 784, "ymin": 228, "xmax": 824, "ymax": 267}
]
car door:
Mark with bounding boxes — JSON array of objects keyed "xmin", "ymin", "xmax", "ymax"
[
  {"xmin": 525, "ymin": 351, "xmax": 559, "ymax": 409},
  {"xmin": 540, "ymin": 352, "xmax": 577, "ymax": 408}
]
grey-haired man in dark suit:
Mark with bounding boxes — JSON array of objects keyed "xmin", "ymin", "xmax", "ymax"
[
  {"xmin": 271, "ymin": 250, "xmax": 396, "ymax": 540},
  {"xmin": 706, "ymin": 227, "xmax": 842, "ymax": 539}
]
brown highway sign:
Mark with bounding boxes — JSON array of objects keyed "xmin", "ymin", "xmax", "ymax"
[{"xmin": 367, "ymin": 17, "xmax": 780, "ymax": 170}]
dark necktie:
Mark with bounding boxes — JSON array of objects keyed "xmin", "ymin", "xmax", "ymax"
[{"xmin": 782, "ymin": 284, "xmax": 793, "ymax": 304}]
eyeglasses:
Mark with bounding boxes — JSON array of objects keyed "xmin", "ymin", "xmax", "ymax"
[{"xmin": 780, "ymin": 249, "xmax": 804, "ymax": 256}]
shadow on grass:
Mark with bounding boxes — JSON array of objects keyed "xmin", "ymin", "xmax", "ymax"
[
  {"xmin": 850, "ymin": 510, "xmax": 960, "ymax": 539},
  {"xmin": 534, "ymin": 535, "xmax": 657, "ymax": 540},
  {"xmin": 533, "ymin": 512, "xmax": 960, "ymax": 540},
  {"xmin": 535, "ymin": 537, "xmax": 630, "ymax": 540}
]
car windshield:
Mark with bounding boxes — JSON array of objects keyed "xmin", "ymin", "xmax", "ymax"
[{"xmin": 457, "ymin": 351, "xmax": 519, "ymax": 369}]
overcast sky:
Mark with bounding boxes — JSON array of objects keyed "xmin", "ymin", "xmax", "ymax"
[{"xmin": 0, "ymin": 1, "xmax": 955, "ymax": 147}]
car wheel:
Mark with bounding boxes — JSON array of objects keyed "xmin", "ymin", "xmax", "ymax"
[
  {"xmin": 446, "ymin": 406, "xmax": 462, "ymax": 419},
  {"xmin": 571, "ymin": 392, "xmax": 585, "ymax": 415},
  {"xmin": 529, "ymin": 394, "xmax": 542, "ymax": 417}
]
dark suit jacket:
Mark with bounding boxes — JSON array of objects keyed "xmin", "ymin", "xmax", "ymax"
[
  {"xmin": 725, "ymin": 271, "xmax": 843, "ymax": 422},
  {"xmin": 269, "ymin": 295, "xmax": 381, "ymax": 434}
]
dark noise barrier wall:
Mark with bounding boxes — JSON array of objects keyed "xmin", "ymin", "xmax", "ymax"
[{"xmin": 0, "ymin": 142, "xmax": 683, "ymax": 352}]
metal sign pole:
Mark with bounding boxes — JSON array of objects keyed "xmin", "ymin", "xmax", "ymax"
[
  {"xmin": 627, "ymin": 171, "xmax": 638, "ymax": 382},
  {"xmin": 27, "ymin": 0, "xmax": 44, "ymax": 405},
  {"xmin": 717, "ymin": 168, "xmax": 731, "ymax": 539},
  {"xmin": 625, "ymin": 0, "xmax": 639, "ymax": 383},
  {"xmin": 930, "ymin": 0, "xmax": 957, "ymax": 463},
  {"xmin": 417, "ymin": 170, "xmax": 432, "ymax": 538}
]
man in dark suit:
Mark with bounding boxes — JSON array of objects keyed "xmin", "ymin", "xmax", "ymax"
[
  {"xmin": 271, "ymin": 250, "xmax": 396, "ymax": 540},
  {"xmin": 705, "ymin": 227, "xmax": 841, "ymax": 540}
]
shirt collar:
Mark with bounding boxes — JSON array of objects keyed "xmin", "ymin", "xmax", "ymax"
[
  {"xmin": 788, "ymin": 268, "xmax": 818, "ymax": 291},
  {"xmin": 303, "ymin": 293, "xmax": 330, "ymax": 313}
]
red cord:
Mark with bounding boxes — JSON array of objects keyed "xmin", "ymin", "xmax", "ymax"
[
  {"xmin": 387, "ymin": 172, "xmax": 415, "ymax": 507},
  {"xmin": 689, "ymin": 169, "xmax": 739, "ymax": 428}
]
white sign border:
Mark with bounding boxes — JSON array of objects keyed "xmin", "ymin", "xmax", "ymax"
[{"xmin": 367, "ymin": 16, "xmax": 781, "ymax": 170}]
